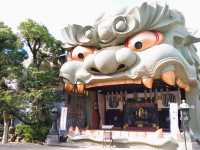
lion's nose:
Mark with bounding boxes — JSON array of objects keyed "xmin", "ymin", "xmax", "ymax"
[
  {"xmin": 115, "ymin": 48, "xmax": 137, "ymax": 68},
  {"xmin": 94, "ymin": 50, "xmax": 118, "ymax": 74},
  {"xmin": 87, "ymin": 48, "xmax": 137, "ymax": 75}
]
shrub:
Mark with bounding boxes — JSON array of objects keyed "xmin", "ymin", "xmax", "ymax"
[{"xmin": 15, "ymin": 124, "xmax": 50, "ymax": 142}]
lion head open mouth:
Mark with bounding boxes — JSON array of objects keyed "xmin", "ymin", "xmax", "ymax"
[
  {"xmin": 59, "ymin": 2, "xmax": 200, "ymax": 145},
  {"xmin": 63, "ymin": 69, "xmax": 190, "ymax": 95}
]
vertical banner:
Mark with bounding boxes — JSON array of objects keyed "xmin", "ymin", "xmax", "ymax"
[
  {"xmin": 169, "ymin": 103, "xmax": 180, "ymax": 139},
  {"xmin": 60, "ymin": 107, "xmax": 68, "ymax": 131}
]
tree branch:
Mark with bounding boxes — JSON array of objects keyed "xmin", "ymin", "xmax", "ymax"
[
  {"xmin": 36, "ymin": 40, "xmax": 41, "ymax": 51},
  {"xmin": 26, "ymin": 39, "xmax": 33, "ymax": 52}
]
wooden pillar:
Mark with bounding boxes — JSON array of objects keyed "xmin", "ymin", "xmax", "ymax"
[
  {"xmin": 97, "ymin": 93, "xmax": 105, "ymax": 128},
  {"xmin": 89, "ymin": 91, "xmax": 100, "ymax": 129}
]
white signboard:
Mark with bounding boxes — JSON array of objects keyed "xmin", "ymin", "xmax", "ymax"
[
  {"xmin": 60, "ymin": 107, "xmax": 68, "ymax": 131},
  {"xmin": 169, "ymin": 103, "xmax": 180, "ymax": 139}
]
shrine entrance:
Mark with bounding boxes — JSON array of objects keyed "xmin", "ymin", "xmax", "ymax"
[{"xmin": 90, "ymin": 80, "xmax": 183, "ymax": 132}]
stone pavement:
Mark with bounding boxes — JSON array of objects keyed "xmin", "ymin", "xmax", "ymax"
[
  {"xmin": 0, "ymin": 142, "xmax": 200, "ymax": 150},
  {"xmin": 0, "ymin": 143, "xmax": 82, "ymax": 150},
  {"xmin": 0, "ymin": 143, "xmax": 133, "ymax": 150},
  {"xmin": 0, "ymin": 143, "xmax": 121, "ymax": 150},
  {"xmin": 0, "ymin": 143, "xmax": 162, "ymax": 150}
]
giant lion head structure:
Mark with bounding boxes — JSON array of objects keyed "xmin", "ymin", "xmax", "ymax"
[{"xmin": 60, "ymin": 2, "xmax": 200, "ymax": 141}]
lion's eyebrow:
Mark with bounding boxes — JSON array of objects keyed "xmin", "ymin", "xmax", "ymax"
[
  {"xmin": 62, "ymin": 2, "xmax": 197, "ymax": 49},
  {"xmin": 62, "ymin": 24, "xmax": 99, "ymax": 49}
]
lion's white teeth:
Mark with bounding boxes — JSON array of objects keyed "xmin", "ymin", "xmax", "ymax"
[
  {"xmin": 76, "ymin": 84, "xmax": 86, "ymax": 95},
  {"xmin": 161, "ymin": 71, "xmax": 176, "ymax": 85},
  {"xmin": 64, "ymin": 82, "xmax": 86, "ymax": 94},
  {"xmin": 142, "ymin": 78, "xmax": 153, "ymax": 88},
  {"xmin": 176, "ymin": 78, "xmax": 190, "ymax": 92},
  {"xmin": 64, "ymin": 82, "xmax": 74, "ymax": 93}
]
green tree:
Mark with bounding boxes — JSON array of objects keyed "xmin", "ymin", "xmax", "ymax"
[
  {"xmin": 0, "ymin": 22, "xmax": 23, "ymax": 144},
  {"xmin": 18, "ymin": 19, "xmax": 64, "ymax": 69},
  {"xmin": 0, "ymin": 22, "xmax": 21, "ymax": 51},
  {"xmin": 17, "ymin": 19, "xmax": 64, "ymax": 125},
  {"xmin": 4, "ymin": 66, "xmax": 62, "ymax": 142},
  {"xmin": 1, "ymin": 20, "xmax": 64, "ymax": 143},
  {"xmin": 16, "ymin": 19, "xmax": 64, "ymax": 142}
]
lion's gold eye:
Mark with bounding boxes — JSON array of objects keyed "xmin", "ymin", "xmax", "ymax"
[
  {"xmin": 70, "ymin": 46, "xmax": 95, "ymax": 61},
  {"xmin": 125, "ymin": 31, "xmax": 164, "ymax": 52}
]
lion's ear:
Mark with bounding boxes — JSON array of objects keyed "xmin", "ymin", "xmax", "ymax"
[
  {"xmin": 183, "ymin": 35, "xmax": 200, "ymax": 45},
  {"xmin": 174, "ymin": 35, "xmax": 200, "ymax": 46}
]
